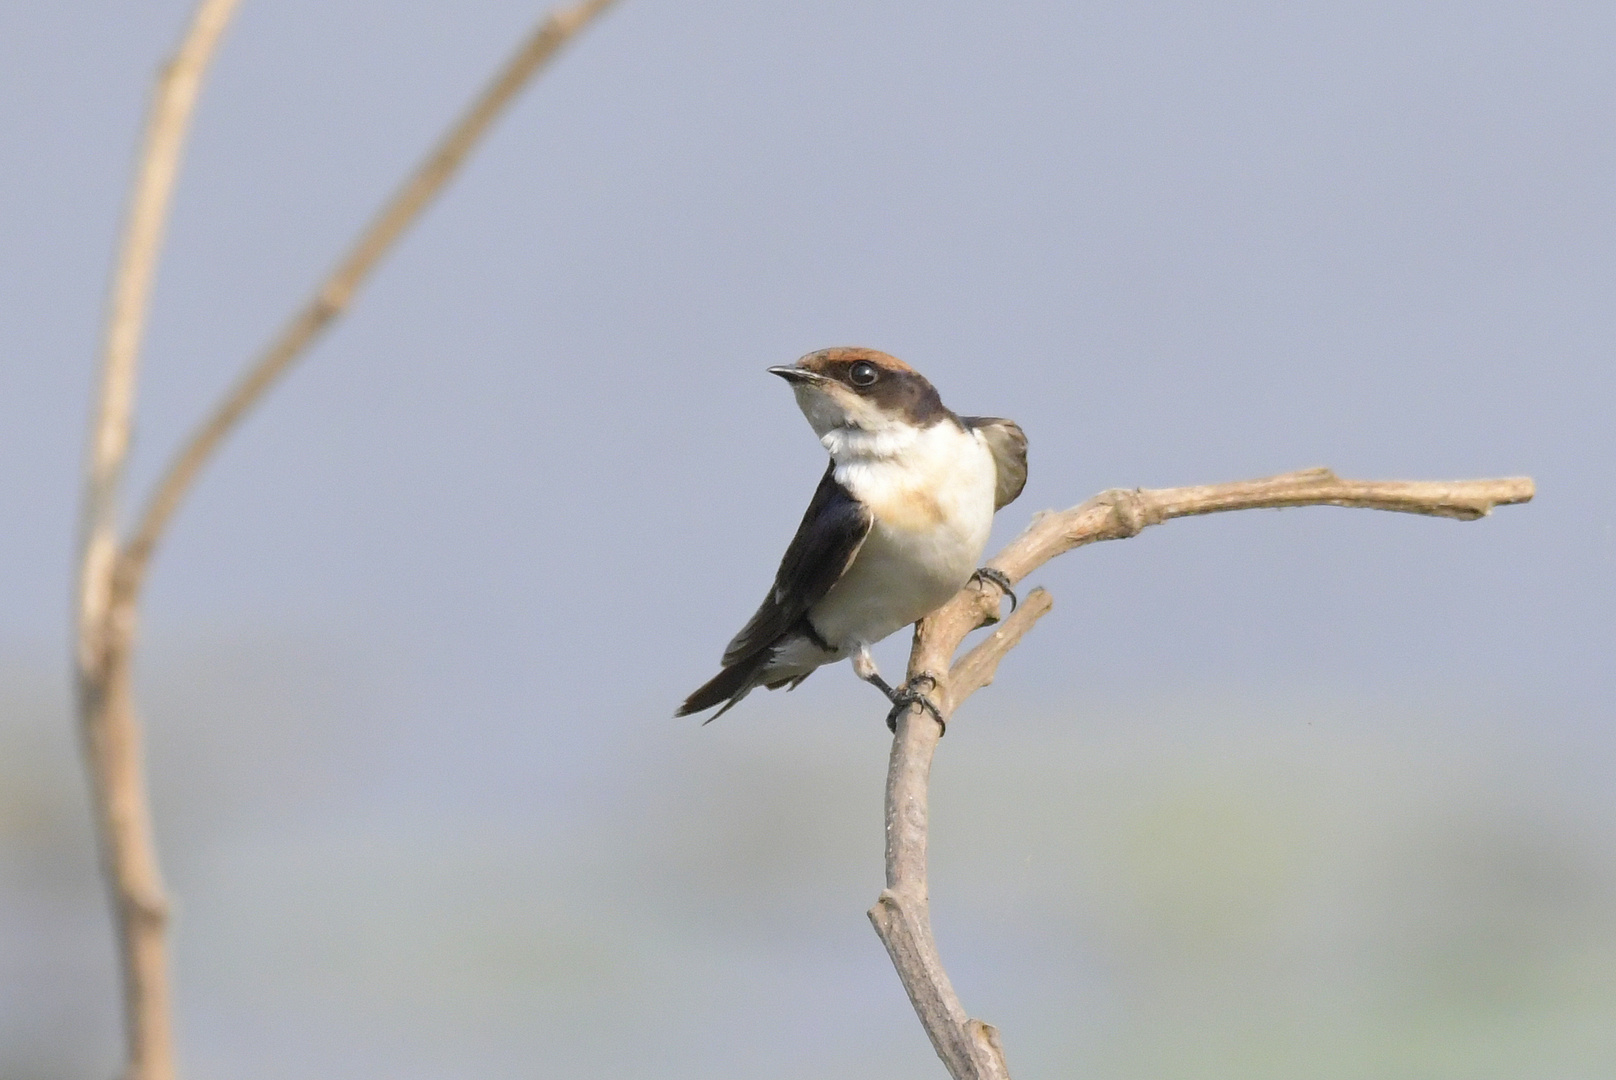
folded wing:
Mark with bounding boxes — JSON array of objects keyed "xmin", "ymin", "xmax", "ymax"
[
  {"xmin": 721, "ymin": 462, "xmax": 872, "ymax": 666},
  {"xmin": 960, "ymin": 416, "xmax": 1028, "ymax": 510}
]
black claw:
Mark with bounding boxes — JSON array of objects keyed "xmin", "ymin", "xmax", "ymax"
[
  {"xmin": 971, "ymin": 566, "xmax": 1018, "ymax": 613},
  {"xmin": 885, "ymin": 676, "xmax": 947, "ymax": 735}
]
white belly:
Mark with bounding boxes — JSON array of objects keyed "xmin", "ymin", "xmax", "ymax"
[{"xmin": 809, "ymin": 422, "xmax": 997, "ymax": 650}]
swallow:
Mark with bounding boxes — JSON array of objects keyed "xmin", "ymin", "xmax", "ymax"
[{"xmin": 678, "ymin": 347, "xmax": 1027, "ymax": 730}]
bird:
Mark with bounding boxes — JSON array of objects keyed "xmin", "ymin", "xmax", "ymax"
[{"xmin": 677, "ymin": 347, "xmax": 1027, "ymax": 729}]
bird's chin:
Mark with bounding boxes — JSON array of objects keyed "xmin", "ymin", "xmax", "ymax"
[{"xmin": 790, "ymin": 382, "xmax": 860, "ymax": 438}]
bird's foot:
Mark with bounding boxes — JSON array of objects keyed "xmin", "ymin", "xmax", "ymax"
[
  {"xmin": 971, "ymin": 566, "xmax": 1018, "ymax": 615},
  {"xmin": 885, "ymin": 672, "xmax": 946, "ymax": 735}
]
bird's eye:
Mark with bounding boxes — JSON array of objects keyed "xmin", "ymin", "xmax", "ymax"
[{"xmin": 848, "ymin": 361, "xmax": 879, "ymax": 387}]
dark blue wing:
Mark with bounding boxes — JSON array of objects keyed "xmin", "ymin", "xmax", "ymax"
[{"xmin": 721, "ymin": 463, "xmax": 871, "ymax": 666}]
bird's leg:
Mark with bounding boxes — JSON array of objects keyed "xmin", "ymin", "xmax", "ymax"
[
  {"xmin": 852, "ymin": 647, "xmax": 946, "ymax": 734},
  {"xmin": 851, "ymin": 645, "xmax": 899, "ymax": 698},
  {"xmin": 970, "ymin": 566, "xmax": 1018, "ymax": 614}
]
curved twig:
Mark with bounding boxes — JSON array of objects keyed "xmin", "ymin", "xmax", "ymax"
[
  {"xmin": 871, "ymin": 468, "xmax": 1534, "ymax": 1079},
  {"xmin": 117, "ymin": 0, "xmax": 619, "ymax": 604},
  {"xmin": 79, "ymin": 0, "xmax": 240, "ymax": 668}
]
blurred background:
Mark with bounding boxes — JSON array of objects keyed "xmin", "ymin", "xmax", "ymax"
[{"xmin": 2, "ymin": 1, "xmax": 1612, "ymax": 1076}]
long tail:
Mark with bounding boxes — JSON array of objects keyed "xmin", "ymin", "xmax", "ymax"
[{"xmin": 676, "ymin": 650, "xmax": 771, "ymax": 721}]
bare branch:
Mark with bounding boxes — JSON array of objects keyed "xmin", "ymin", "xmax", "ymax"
[
  {"xmin": 73, "ymin": 5, "xmax": 618, "ymax": 1078},
  {"xmin": 117, "ymin": 0, "xmax": 619, "ymax": 603},
  {"xmin": 874, "ymin": 468, "xmax": 1534, "ymax": 1079},
  {"xmin": 74, "ymin": 5, "xmax": 240, "ymax": 1079},
  {"xmin": 946, "ymin": 588, "xmax": 1054, "ymax": 709},
  {"xmin": 79, "ymin": 0, "xmax": 239, "ymax": 671},
  {"xmin": 871, "ymin": 701, "xmax": 1012, "ymax": 1080},
  {"xmin": 916, "ymin": 468, "xmax": 1534, "ymax": 682}
]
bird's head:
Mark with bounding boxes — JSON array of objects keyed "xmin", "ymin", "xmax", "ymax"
[{"xmin": 768, "ymin": 347, "xmax": 949, "ymax": 441}]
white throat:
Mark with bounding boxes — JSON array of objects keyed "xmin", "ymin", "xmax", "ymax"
[
  {"xmin": 789, "ymin": 381, "xmax": 921, "ymax": 464},
  {"xmin": 820, "ymin": 422, "xmax": 921, "ymax": 464}
]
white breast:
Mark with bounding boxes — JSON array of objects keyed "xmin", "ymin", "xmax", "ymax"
[{"xmin": 810, "ymin": 420, "xmax": 998, "ymax": 650}]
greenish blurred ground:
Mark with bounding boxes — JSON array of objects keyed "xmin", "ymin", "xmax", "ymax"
[{"xmin": 5, "ymin": 648, "xmax": 1612, "ymax": 1079}]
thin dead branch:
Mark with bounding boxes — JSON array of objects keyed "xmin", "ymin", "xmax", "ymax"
[
  {"xmin": 947, "ymin": 588, "xmax": 1054, "ymax": 709},
  {"xmin": 80, "ymin": 0, "xmax": 240, "ymax": 676},
  {"xmin": 75, "ymin": 6, "xmax": 240, "ymax": 1080},
  {"xmin": 74, "ymin": 4, "xmax": 616, "ymax": 1078},
  {"xmin": 871, "ymin": 468, "xmax": 1534, "ymax": 1079},
  {"xmin": 119, "ymin": 0, "xmax": 619, "ymax": 604}
]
